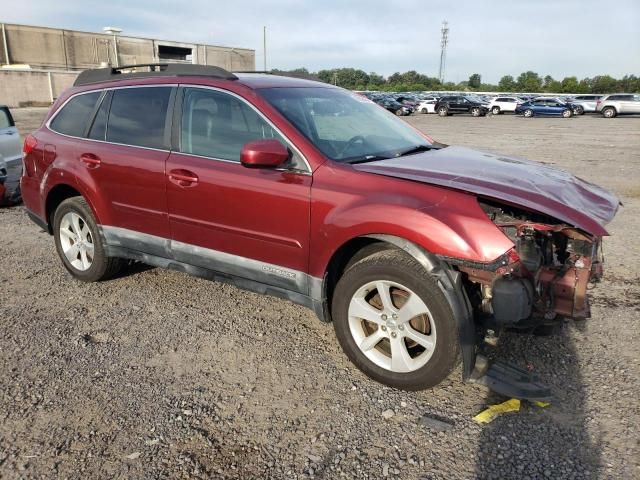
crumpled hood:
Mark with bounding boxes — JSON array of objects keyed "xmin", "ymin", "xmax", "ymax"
[{"xmin": 354, "ymin": 146, "xmax": 620, "ymax": 236}]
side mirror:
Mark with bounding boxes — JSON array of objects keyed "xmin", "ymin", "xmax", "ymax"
[{"xmin": 240, "ymin": 139, "xmax": 289, "ymax": 169}]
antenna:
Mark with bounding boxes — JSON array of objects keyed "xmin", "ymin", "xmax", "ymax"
[{"xmin": 438, "ymin": 20, "xmax": 449, "ymax": 83}]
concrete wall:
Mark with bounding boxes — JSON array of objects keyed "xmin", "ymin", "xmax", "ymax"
[
  {"xmin": 0, "ymin": 23, "xmax": 255, "ymax": 71},
  {"xmin": 0, "ymin": 23, "xmax": 255, "ymax": 107},
  {"xmin": 0, "ymin": 70, "xmax": 77, "ymax": 107}
]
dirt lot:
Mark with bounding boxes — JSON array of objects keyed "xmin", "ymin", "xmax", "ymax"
[{"xmin": 1, "ymin": 109, "xmax": 639, "ymax": 479}]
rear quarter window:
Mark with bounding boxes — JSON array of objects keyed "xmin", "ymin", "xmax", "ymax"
[
  {"xmin": 0, "ymin": 107, "xmax": 15, "ymax": 129},
  {"xmin": 50, "ymin": 92, "xmax": 101, "ymax": 137}
]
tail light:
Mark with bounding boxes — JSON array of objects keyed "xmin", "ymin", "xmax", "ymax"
[
  {"xmin": 23, "ymin": 134, "xmax": 38, "ymax": 155},
  {"xmin": 22, "ymin": 134, "xmax": 38, "ymax": 177}
]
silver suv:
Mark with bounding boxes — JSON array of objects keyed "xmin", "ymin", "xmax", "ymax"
[
  {"xmin": 596, "ymin": 94, "xmax": 640, "ymax": 118},
  {"xmin": 570, "ymin": 94, "xmax": 602, "ymax": 114}
]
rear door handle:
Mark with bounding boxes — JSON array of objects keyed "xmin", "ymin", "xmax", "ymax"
[
  {"xmin": 80, "ymin": 153, "xmax": 101, "ymax": 168},
  {"xmin": 169, "ymin": 169, "xmax": 199, "ymax": 187}
]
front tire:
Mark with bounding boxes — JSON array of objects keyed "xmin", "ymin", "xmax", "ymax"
[
  {"xmin": 491, "ymin": 106, "xmax": 500, "ymax": 115},
  {"xmin": 602, "ymin": 107, "xmax": 616, "ymax": 118},
  {"xmin": 523, "ymin": 109, "xmax": 534, "ymax": 118},
  {"xmin": 437, "ymin": 106, "xmax": 448, "ymax": 117},
  {"xmin": 471, "ymin": 107, "xmax": 481, "ymax": 117},
  {"xmin": 332, "ymin": 250, "xmax": 459, "ymax": 390},
  {"xmin": 53, "ymin": 197, "xmax": 124, "ymax": 282},
  {"xmin": 562, "ymin": 109, "xmax": 572, "ymax": 118}
]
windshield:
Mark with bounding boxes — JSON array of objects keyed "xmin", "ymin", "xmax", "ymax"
[{"xmin": 258, "ymin": 87, "xmax": 432, "ymax": 162}]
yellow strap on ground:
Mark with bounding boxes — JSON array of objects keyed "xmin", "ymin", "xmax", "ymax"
[
  {"xmin": 473, "ymin": 398, "xmax": 521, "ymax": 424},
  {"xmin": 532, "ymin": 400, "xmax": 550, "ymax": 408}
]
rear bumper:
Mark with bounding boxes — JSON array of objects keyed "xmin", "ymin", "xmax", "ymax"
[{"xmin": 20, "ymin": 175, "xmax": 44, "ymax": 220}]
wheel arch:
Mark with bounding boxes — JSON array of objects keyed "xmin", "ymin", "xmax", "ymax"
[
  {"xmin": 317, "ymin": 233, "xmax": 477, "ymax": 380},
  {"xmin": 45, "ymin": 182, "xmax": 102, "ymax": 234}
]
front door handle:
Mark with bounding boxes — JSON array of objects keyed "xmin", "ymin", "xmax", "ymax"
[
  {"xmin": 169, "ymin": 169, "xmax": 199, "ymax": 187},
  {"xmin": 80, "ymin": 153, "xmax": 101, "ymax": 168}
]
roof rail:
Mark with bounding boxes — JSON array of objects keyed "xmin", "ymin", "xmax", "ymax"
[{"xmin": 74, "ymin": 63, "xmax": 238, "ymax": 86}]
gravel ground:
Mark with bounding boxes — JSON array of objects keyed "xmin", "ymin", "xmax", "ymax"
[{"xmin": 1, "ymin": 109, "xmax": 639, "ymax": 479}]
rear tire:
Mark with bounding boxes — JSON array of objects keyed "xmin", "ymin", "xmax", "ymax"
[
  {"xmin": 602, "ymin": 107, "xmax": 616, "ymax": 118},
  {"xmin": 491, "ymin": 106, "xmax": 500, "ymax": 115},
  {"xmin": 420, "ymin": 108, "xmax": 428, "ymax": 114},
  {"xmin": 574, "ymin": 105, "xmax": 584, "ymax": 115},
  {"xmin": 395, "ymin": 109, "xmax": 404, "ymax": 116},
  {"xmin": 331, "ymin": 250, "xmax": 459, "ymax": 390},
  {"xmin": 523, "ymin": 109, "xmax": 534, "ymax": 118},
  {"xmin": 53, "ymin": 197, "xmax": 124, "ymax": 282},
  {"xmin": 438, "ymin": 106, "xmax": 448, "ymax": 117}
]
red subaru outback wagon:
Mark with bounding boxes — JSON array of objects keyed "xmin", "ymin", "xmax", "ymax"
[{"xmin": 21, "ymin": 64, "xmax": 619, "ymax": 397}]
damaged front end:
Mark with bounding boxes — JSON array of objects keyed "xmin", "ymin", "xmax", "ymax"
[
  {"xmin": 460, "ymin": 199, "xmax": 605, "ymax": 332},
  {"xmin": 450, "ymin": 199, "xmax": 609, "ymax": 401}
]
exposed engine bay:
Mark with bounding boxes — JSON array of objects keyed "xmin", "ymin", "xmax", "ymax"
[{"xmin": 459, "ymin": 199, "xmax": 604, "ymax": 331}]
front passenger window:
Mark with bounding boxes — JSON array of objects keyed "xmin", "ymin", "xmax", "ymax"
[{"xmin": 180, "ymin": 87, "xmax": 288, "ymax": 163}]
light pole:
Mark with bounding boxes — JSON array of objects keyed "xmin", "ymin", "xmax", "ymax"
[
  {"xmin": 103, "ymin": 27, "xmax": 122, "ymax": 67},
  {"xmin": 263, "ymin": 26, "xmax": 267, "ymax": 71}
]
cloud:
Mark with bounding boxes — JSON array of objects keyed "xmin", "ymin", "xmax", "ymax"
[{"xmin": 3, "ymin": 0, "xmax": 639, "ymax": 82}]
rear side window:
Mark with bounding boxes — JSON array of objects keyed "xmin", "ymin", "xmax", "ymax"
[
  {"xmin": 0, "ymin": 107, "xmax": 14, "ymax": 129},
  {"xmin": 608, "ymin": 95, "xmax": 633, "ymax": 101},
  {"xmin": 0, "ymin": 107, "xmax": 13, "ymax": 129},
  {"xmin": 106, "ymin": 87, "xmax": 172, "ymax": 149},
  {"xmin": 50, "ymin": 92, "xmax": 101, "ymax": 137},
  {"xmin": 179, "ymin": 87, "xmax": 285, "ymax": 162}
]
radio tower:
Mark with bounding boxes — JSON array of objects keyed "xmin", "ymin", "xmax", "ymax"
[{"xmin": 438, "ymin": 21, "xmax": 449, "ymax": 83}]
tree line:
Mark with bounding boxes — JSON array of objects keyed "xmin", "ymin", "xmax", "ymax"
[{"xmin": 271, "ymin": 68, "xmax": 640, "ymax": 93}]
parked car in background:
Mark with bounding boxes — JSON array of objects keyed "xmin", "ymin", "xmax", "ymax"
[
  {"xmin": 434, "ymin": 96, "xmax": 489, "ymax": 117},
  {"xmin": 376, "ymin": 98, "xmax": 411, "ymax": 116},
  {"xmin": 0, "ymin": 105, "xmax": 22, "ymax": 204},
  {"xmin": 0, "ymin": 156, "xmax": 6, "ymax": 203},
  {"xmin": 516, "ymin": 98, "xmax": 573, "ymax": 118},
  {"xmin": 416, "ymin": 100, "xmax": 437, "ymax": 114},
  {"xmin": 596, "ymin": 94, "xmax": 640, "ymax": 118},
  {"xmin": 532, "ymin": 97, "xmax": 581, "ymax": 116},
  {"xmin": 568, "ymin": 95, "xmax": 602, "ymax": 114},
  {"xmin": 486, "ymin": 96, "xmax": 521, "ymax": 115},
  {"xmin": 21, "ymin": 64, "xmax": 619, "ymax": 396},
  {"xmin": 393, "ymin": 96, "xmax": 417, "ymax": 114}
]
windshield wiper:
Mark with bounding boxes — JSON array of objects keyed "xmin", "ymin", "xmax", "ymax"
[{"xmin": 394, "ymin": 144, "xmax": 438, "ymax": 157}]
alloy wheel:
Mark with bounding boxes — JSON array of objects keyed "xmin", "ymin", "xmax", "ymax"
[
  {"xmin": 347, "ymin": 280, "xmax": 436, "ymax": 373},
  {"xmin": 59, "ymin": 211, "xmax": 94, "ymax": 271}
]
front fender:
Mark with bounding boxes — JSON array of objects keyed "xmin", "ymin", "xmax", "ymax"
[{"xmin": 309, "ymin": 164, "xmax": 514, "ymax": 279}]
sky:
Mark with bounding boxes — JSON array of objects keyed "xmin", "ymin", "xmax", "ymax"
[{"xmin": 3, "ymin": 0, "xmax": 639, "ymax": 83}]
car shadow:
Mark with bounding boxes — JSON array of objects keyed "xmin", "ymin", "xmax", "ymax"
[
  {"xmin": 111, "ymin": 261, "xmax": 156, "ymax": 279},
  {"xmin": 474, "ymin": 323, "xmax": 601, "ymax": 479}
]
